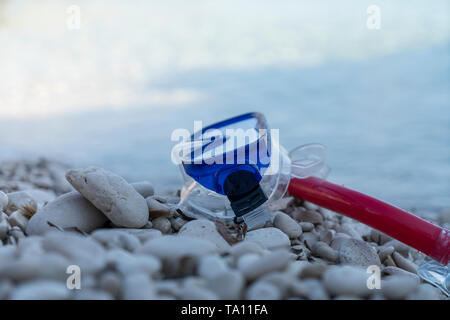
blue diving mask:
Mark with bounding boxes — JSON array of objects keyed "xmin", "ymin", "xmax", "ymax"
[{"xmin": 172, "ymin": 112, "xmax": 328, "ymax": 230}]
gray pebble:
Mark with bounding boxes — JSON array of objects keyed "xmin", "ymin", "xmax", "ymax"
[
  {"xmin": 392, "ymin": 252, "xmax": 418, "ymax": 274},
  {"xmin": 10, "ymin": 280, "xmax": 71, "ymax": 300},
  {"xmin": 339, "ymin": 239, "xmax": 381, "ymax": 267},
  {"xmin": 312, "ymin": 241, "xmax": 337, "ymax": 262},
  {"xmin": 273, "ymin": 211, "xmax": 302, "ymax": 239},
  {"xmin": 246, "ymin": 281, "xmax": 281, "ymax": 300},
  {"xmin": 152, "ymin": 217, "xmax": 172, "ymax": 234},
  {"xmin": 240, "ymin": 250, "xmax": 291, "ymax": 281},
  {"xmin": 207, "ymin": 270, "xmax": 244, "ymax": 299}
]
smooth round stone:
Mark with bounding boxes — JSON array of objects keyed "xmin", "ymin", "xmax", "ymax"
[
  {"xmin": 179, "ymin": 219, "xmax": 230, "ymax": 252},
  {"xmin": 42, "ymin": 231, "xmax": 106, "ymax": 273},
  {"xmin": 292, "ymin": 279, "xmax": 329, "ymax": 300},
  {"xmin": 273, "ymin": 211, "xmax": 302, "ymax": 239},
  {"xmin": 330, "ymin": 233, "xmax": 351, "ymax": 250},
  {"xmin": 207, "ymin": 270, "xmax": 244, "ymax": 299},
  {"xmin": 337, "ymin": 223, "xmax": 362, "ymax": 240},
  {"xmin": 407, "ymin": 283, "xmax": 442, "ymax": 300},
  {"xmin": 178, "ymin": 285, "xmax": 219, "ymax": 300},
  {"xmin": 115, "ymin": 254, "xmax": 161, "ymax": 276},
  {"xmin": 392, "ymin": 252, "xmax": 418, "ymax": 274},
  {"xmin": 6, "ymin": 191, "xmax": 37, "ymax": 215},
  {"xmin": 8, "ymin": 210, "xmax": 29, "ymax": 231},
  {"xmin": 197, "ymin": 255, "xmax": 229, "ymax": 280},
  {"xmin": 107, "ymin": 228, "xmax": 162, "ymax": 243},
  {"xmin": 99, "ymin": 272, "xmax": 122, "ymax": 298},
  {"xmin": 0, "ymin": 191, "xmax": 8, "ymax": 212},
  {"xmin": 299, "ymin": 222, "xmax": 314, "ymax": 232},
  {"xmin": 377, "ymin": 245, "xmax": 395, "ymax": 262},
  {"xmin": 26, "ymin": 191, "xmax": 108, "ymax": 235},
  {"xmin": 152, "ymin": 217, "xmax": 172, "ymax": 234},
  {"xmin": 246, "ymin": 281, "xmax": 281, "ymax": 300},
  {"xmin": 138, "ymin": 235, "xmax": 218, "ymax": 260},
  {"xmin": 10, "ymin": 280, "xmax": 71, "ymax": 300},
  {"xmin": 91, "ymin": 229, "xmax": 141, "ymax": 252},
  {"xmin": 245, "ymin": 227, "xmax": 290, "ymax": 251},
  {"xmin": 323, "ymin": 265, "xmax": 371, "ymax": 297},
  {"xmin": 21, "ymin": 189, "xmax": 56, "ymax": 210},
  {"xmin": 240, "ymin": 250, "xmax": 291, "ymax": 281},
  {"xmin": 381, "ymin": 275, "xmax": 419, "ymax": 299},
  {"xmin": 339, "ymin": 239, "xmax": 381, "ymax": 267},
  {"xmin": 146, "ymin": 198, "xmax": 171, "ymax": 218},
  {"xmin": 122, "ymin": 273, "xmax": 156, "ymax": 300},
  {"xmin": 130, "ymin": 181, "xmax": 155, "ymax": 199},
  {"xmin": 312, "ymin": 241, "xmax": 337, "ymax": 262},
  {"xmin": 296, "ymin": 209, "xmax": 323, "ymax": 225},
  {"xmin": 0, "ymin": 252, "xmax": 70, "ymax": 282},
  {"xmin": 229, "ymin": 241, "xmax": 264, "ymax": 260},
  {"xmin": 65, "ymin": 167, "xmax": 149, "ymax": 228},
  {"xmin": 237, "ymin": 253, "xmax": 260, "ymax": 271},
  {"xmin": 382, "ymin": 266, "xmax": 419, "ymax": 282}
]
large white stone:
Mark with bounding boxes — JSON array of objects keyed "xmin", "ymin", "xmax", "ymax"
[
  {"xmin": 66, "ymin": 167, "xmax": 149, "ymax": 228},
  {"xmin": 26, "ymin": 191, "xmax": 108, "ymax": 235}
]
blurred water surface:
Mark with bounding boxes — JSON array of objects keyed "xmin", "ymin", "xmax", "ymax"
[{"xmin": 0, "ymin": 0, "xmax": 449, "ymax": 211}]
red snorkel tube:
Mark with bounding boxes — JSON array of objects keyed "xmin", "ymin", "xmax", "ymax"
[
  {"xmin": 289, "ymin": 176, "xmax": 449, "ymax": 265},
  {"xmin": 286, "ymin": 144, "xmax": 449, "ymax": 265}
]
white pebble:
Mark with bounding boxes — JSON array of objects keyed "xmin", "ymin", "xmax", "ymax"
[
  {"xmin": 381, "ymin": 275, "xmax": 419, "ymax": 299},
  {"xmin": 131, "ymin": 181, "xmax": 155, "ymax": 198},
  {"xmin": 152, "ymin": 217, "xmax": 172, "ymax": 234},
  {"xmin": 273, "ymin": 211, "xmax": 302, "ymax": 239},
  {"xmin": 229, "ymin": 241, "xmax": 264, "ymax": 260},
  {"xmin": 10, "ymin": 280, "xmax": 71, "ymax": 300},
  {"xmin": 146, "ymin": 198, "xmax": 171, "ymax": 218},
  {"xmin": 6, "ymin": 191, "xmax": 37, "ymax": 215},
  {"xmin": 138, "ymin": 235, "xmax": 218, "ymax": 260},
  {"xmin": 179, "ymin": 219, "xmax": 231, "ymax": 252},
  {"xmin": 245, "ymin": 227, "xmax": 290, "ymax": 251},
  {"xmin": 323, "ymin": 265, "xmax": 371, "ymax": 297},
  {"xmin": 207, "ymin": 270, "xmax": 244, "ymax": 299},
  {"xmin": 42, "ymin": 231, "xmax": 106, "ymax": 273},
  {"xmin": 246, "ymin": 281, "xmax": 281, "ymax": 300},
  {"xmin": 312, "ymin": 241, "xmax": 337, "ymax": 262},
  {"xmin": 122, "ymin": 273, "xmax": 156, "ymax": 300},
  {"xmin": 392, "ymin": 252, "xmax": 418, "ymax": 274},
  {"xmin": 8, "ymin": 210, "xmax": 29, "ymax": 231},
  {"xmin": 339, "ymin": 239, "xmax": 381, "ymax": 267},
  {"xmin": 0, "ymin": 191, "xmax": 8, "ymax": 212},
  {"xmin": 198, "ymin": 255, "xmax": 229, "ymax": 280},
  {"xmin": 240, "ymin": 250, "xmax": 291, "ymax": 281},
  {"xmin": 65, "ymin": 167, "xmax": 149, "ymax": 228},
  {"xmin": 26, "ymin": 191, "xmax": 108, "ymax": 235}
]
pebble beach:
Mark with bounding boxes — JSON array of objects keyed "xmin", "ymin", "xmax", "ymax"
[{"xmin": 0, "ymin": 158, "xmax": 448, "ymax": 300}]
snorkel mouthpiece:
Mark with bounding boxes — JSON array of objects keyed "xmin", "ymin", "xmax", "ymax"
[{"xmin": 223, "ymin": 170, "xmax": 270, "ymax": 228}]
